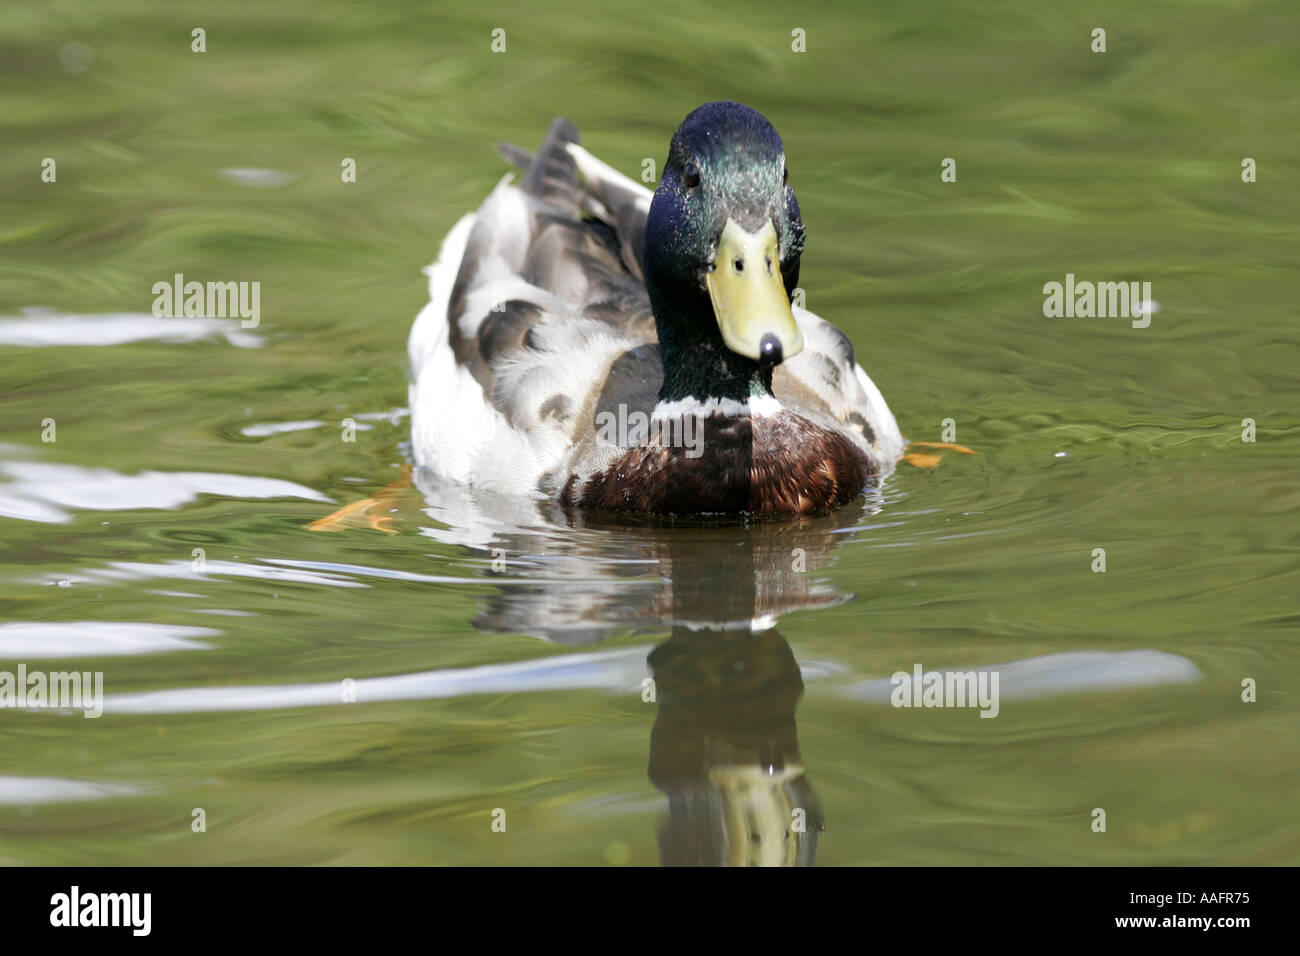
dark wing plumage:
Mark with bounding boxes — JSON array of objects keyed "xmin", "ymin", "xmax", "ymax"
[
  {"xmin": 499, "ymin": 121, "xmax": 649, "ymax": 283},
  {"xmin": 434, "ymin": 117, "xmax": 660, "ymax": 472}
]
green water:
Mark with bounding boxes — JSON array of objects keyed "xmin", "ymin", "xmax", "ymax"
[{"xmin": 1, "ymin": 0, "xmax": 1296, "ymax": 865}]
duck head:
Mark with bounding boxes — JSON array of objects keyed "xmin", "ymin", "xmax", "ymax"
[{"xmin": 643, "ymin": 101, "xmax": 806, "ymax": 404}]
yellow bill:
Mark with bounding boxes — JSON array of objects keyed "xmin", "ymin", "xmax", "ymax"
[{"xmin": 705, "ymin": 218, "xmax": 803, "ymax": 363}]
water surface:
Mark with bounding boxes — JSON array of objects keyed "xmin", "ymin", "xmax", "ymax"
[{"xmin": 1, "ymin": 0, "xmax": 1296, "ymax": 865}]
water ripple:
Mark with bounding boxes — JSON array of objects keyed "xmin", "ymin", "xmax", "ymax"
[
  {"xmin": 0, "ymin": 308, "xmax": 262, "ymax": 348},
  {"xmin": 0, "ymin": 621, "xmax": 217, "ymax": 658},
  {"xmin": 0, "ymin": 461, "xmax": 329, "ymax": 524}
]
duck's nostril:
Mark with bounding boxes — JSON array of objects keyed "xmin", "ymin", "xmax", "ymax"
[{"xmin": 758, "ymin": 333, "xmax": 783, "ymax": 365}]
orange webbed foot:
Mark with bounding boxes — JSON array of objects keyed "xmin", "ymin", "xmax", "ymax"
[
  {"xmin": 901, "ymin": 441, "xmax": 979, "ymax": 469},
  {"xmin": 305, "ymin": 465, "xmax": 413, "ymax": 534}
]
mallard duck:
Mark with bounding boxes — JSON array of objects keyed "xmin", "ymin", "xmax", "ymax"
[{"xmin": 408, "ymin": 101, "xmax": 904, "ymax": 516}]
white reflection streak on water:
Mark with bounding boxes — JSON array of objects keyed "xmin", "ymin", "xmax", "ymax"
[
  {"xmin": 844, "ymin": 650, "xmax": 1200, "ymax": 703},
  {"xmin": 99, "ymin": 648, "xmax": 1199, "ymax": 716},
  {"xmin": 105, "ymin": 645, "xmax": 657, "ymax": 714},
  {"xmin": 0, "ymin": 621, "xmax": 219, "ymax": 657},
  {"xmin": 0, "ymin": 461, "xmax": 330, "ymax": 524},
  {"xmin": 0, "ymin": 776, "xmax": 140, "ymax": 806},
  {"xmin": 0, "ymin": 309, "xmax": 262, "ymax": 348}
]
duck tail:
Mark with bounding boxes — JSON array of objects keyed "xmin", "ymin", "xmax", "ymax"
[{"xmin": 497, "ymin": 117, "xmax": 581, "ymax": 214}]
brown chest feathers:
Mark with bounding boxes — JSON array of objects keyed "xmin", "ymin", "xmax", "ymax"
[{"xmin": 562, "ymin": 411, "xmax": 872, "ymax": 516}]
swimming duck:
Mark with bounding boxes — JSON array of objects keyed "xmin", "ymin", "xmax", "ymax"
[{"xmin": 408, "ymin": 101, "xmax": 904, "ymax": 516}]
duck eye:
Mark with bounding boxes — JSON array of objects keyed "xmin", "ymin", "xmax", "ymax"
[
  {"xmin": 682, "ymin": 162, "xmax": 701, "ymax": 188},
  {"xmin": 782, "ymin": 165, "xmax": 788, "ymax": 185}
]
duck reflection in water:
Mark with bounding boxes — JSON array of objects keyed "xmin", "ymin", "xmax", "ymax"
[
  {"xmin": 415, "ymin": 475, "xmax": 880, "ymax": 866},
  {"xmin": 648, "ymin": 626, "xmax": 821, "ymax": 866}
]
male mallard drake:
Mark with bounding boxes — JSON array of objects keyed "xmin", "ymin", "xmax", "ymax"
[{"xmin": 408, "ymin": 101, "xmax": 903, "ymax": 515}]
